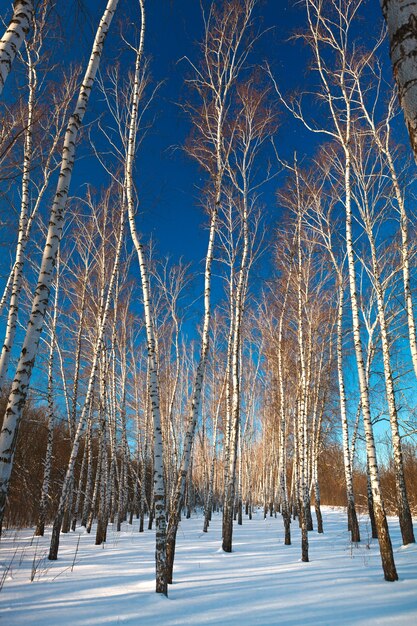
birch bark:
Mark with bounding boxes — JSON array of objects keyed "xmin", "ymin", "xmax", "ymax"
[
  {"xmin": 123, "ymin": 0, "xmax": 167, "ymax": 596},
  {"xmin": 0, "ymin": 0, "xmax": 33, "ymax": 95},
  {"xmin": 273, "ymin": 0, "xmax": 398, "ymax": 580},
  {"xmin": 358, "ymin": 186, "xmax": 415, "ymax": 545},
  {"xmin": 0, "ymin": 37, "xmax": 36, "ymax": 390},
  {"xmin": 35, "ymin": 249, "xmax": 60, "ymax": 536},
  {"xmin": 356, "ymin": 84, "xmax": 417, "ymax": 381},
  {"xmin": 48, "ymin": 197, "xmax": 125, "ymax": 559},
  {"xmin": 166, "ymin": 0, "xmax": 257, "ymax": 581},
  {"xmin": 381, "ymin": 0, "xmax": 417, "ymax": 160},
  {"xmin": 0, "ymin": 0, "xmax": 120, "ymax": 529}
]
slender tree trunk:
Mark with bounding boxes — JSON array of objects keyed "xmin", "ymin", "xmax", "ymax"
[
  {"xmin": 124, "ymin": 0, "xmax": 166, "ymax": 595},
  {"xmin": 81, "ymin": 414, "xmax": 94, "ymax": 528},
  {"xmin": 167, "ymin": 208, "xmax": 217, "ymax": 579},
  {"xmin": 48, "ymin": 201, "xmax": 125, "ymax": 560},
  {"xmin": 72, "ymin": 423, "xmax": 89, "ymax": 532},
  {"xmin": 382, "ymin": 0, "xmax": 417, "ymax": 160},
  {"xmin": 203, "ymin": 376, "xmax": 224, "ymax": 532},
  {"xmin": 222, "ymin": 198, "xmax": 249, "ymax": 553},
  {"xmin": 0, "ymin": 0, "xmax": 120, "ymax": 530},
  {"xmin": 336, "ymin": 280, "xmax": 360, "ymax": 542},
  {"xmin": 365, "ymin": 217, "xmax": 415, "ymax": 545},
  {"xmin": 344, "ymin": 145, "xmax": 397, "ymax": 581},
  {"xmin": 35, "ymin": 250, "xmax": 60, "ymax": 536},
  {"xmin": 0, "ymin": 0, "xmax": 33, "ymax": 95},
  {"xmin": 87, "ymin": 445, "xmax": 102, "ymax": 534},
  {"xmin": 0, "ymin": 39, "xmax": 36, "ymax": 391}
]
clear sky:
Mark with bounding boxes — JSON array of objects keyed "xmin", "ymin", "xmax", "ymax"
[{"xmin": 61, "ymin": 0, "xmax": 390, "ymax": 271}]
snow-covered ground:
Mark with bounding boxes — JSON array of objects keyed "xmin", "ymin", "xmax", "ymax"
[{"xmin": 1, "ymin": 507, "xmax": 416, "ymax": 625}]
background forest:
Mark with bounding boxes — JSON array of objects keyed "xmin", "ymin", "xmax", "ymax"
[{"xmin": 1, "ymin": 0, "xmax": 417, "ymax": 593}]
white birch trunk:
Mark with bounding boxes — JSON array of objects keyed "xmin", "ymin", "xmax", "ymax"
[
  {"xmin": 300, "ymin": 0, "xmax": 398, "ymax": 579},
  {"xmin": 34, "ymin": 249, "xmax": 60, "ymax": 536},
  {"xmin": 166, "ymin": 207, "xmax": 217, "ymax": 577},
  {"xmin": 72, "ymin": 418, "xmax": 90, "ymax": 531},
  {"xmin": 203, "ymin": 374, "xmax": 225, "ymax": 532},
  {"xmin": 81, "ymin": 410, "xmax": 94, "ymax": 528},
  {"xmin": 382, "ymin": 0, "xmax": 417, "ymax": 160},
  {"xmin": 357, "ymin": 83, "xmax": 417, "ymax": 381},
  {"xmin": 336, "ymin": 280, "xmax": 360, "ymax": 542},
  {"xmin": 365, "ymin": 216, "xmax": 415, "ymax": 545},
  {"xmin": 48, "ymin": 201, "xmax": 125, "ymax": 559},
  {"xmin": 0, "ymin": 40, "xmax": 36, "ymax": 390},
  {"xmin": 0, "ymin": 0, "xmax": 33, "ymax": 95},
  {"xmin": 0, "ymin": 0, "xmax": 119, "ymax": 528},
  {"xmin": 222, "ymin": 196, "xmax": 250, "ymax": 553},
  {"xmin": 295, "ymin": 168, "xmax": 309, "ymax": 561},
  {"xmin": 123, "ymin": 0, "xmax": 166, "ymax": 595},
  {"xmin": 344, "ymin": 145, "xmax": 397, "ymax": 580}
]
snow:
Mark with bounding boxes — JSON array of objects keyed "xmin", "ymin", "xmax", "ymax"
[{"xmin": 1, "ymin": 507, "xmax": 416, "ymax": 625}]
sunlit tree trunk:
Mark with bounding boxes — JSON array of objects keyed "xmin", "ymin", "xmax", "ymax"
[
  {"xmin": 48, "ymin": 199, "xmax": 125, "ymax": 559},
  {"xmin": 34, "ymin": 249, "xmax": 60, "ymax": 536},
  {"xmin": 167, "ymin": 0, "xmax": 258, "ymax": 582},
  {"xmin": 344, "ymin": 144, "xmax": 397, "ymax": 580},
  {"xmin": 382, "ymin": 0, "xmax": 417, "ymax": 160},
  {"xmin": 361, "ymin": 205, "xmax": 415, "ymax": 545},
  {"xmin": 0, "ymin": 0, "xmax": 33, "ymax": 95},
  {"xmin": 336, "ymin": 281, "xmax": 360, "ymax": 542},
  {"xmin": 279, "ymin": 0, "xmax": 398, "ymax": 581},
  {"xmin": 203, "ymin": 374, "xmax": 225, "ymax": 533},
  {"xmin": 0, "ymin": 37, "xmax": 36, "ymax": 390},
  {"xmin": 357, "ymin": 83, "xmax": 417, "ymax": 382},
  {"xmin": 124, "ymin": 0, "xmax": 167, "ymax": 595},
  {"xmin": 0, "ymin": 0, "xmax": 120, "ymax": 531}
]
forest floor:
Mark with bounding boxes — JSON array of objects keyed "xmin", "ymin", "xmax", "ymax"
[{"xmin": 1, "ymin": 506, "xmax": 416, "ymax": 625}]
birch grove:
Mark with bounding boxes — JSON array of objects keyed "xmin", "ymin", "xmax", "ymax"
[{"xmin": 1, "ymin": 0, "xmax": 417, "ymax": 595}]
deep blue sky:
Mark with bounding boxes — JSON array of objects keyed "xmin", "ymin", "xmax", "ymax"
[
  {"xmin": 62, "ymin": 0, "xmax": 389, "ymax": 270},
  {"xmin": 2, "ymin": 0, "xmax": 412, "ymax": 441}
]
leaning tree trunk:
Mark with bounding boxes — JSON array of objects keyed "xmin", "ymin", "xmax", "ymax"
[
  {"xmin": 357, "ymin": 79, "xmax": 417, "ymax": 382},
  {"xmin": 0, "ymin": 0, "xmax": 120, "ymax": 531},
  {"xmin": 124, "ymin": 0, "xmax": 167, "ymax": 596},
  {"xmin": 166, "ymin": 207, "xmax": 217, "ymax": 580},
  {"xmin": 365, "ymin": 217, "xmax": 415, "ymax": 545},
  {"xmin": 35, "ymin": 250, "xmax": 61, "ymax": 536},
  {"xmin": 0, "ymin": 37, "xmax": 36, "ymax": 391},
  {"xmin": 48, "ymin": 201, "xmax": 125, "ymax": 560},
  {"xmin": 382, "ymin": 0, "xmax": 417, "ymax": 161},
  {"xmin": 203, "ymin": 375, "xmax": 224, "ymax": 533},
  {"xmin": 344, "ymin": 144, "xmax": 397, "ymax": 581},
  {"xmin": 336, "ymin": 279, "xmax": 360, "ymax": 543},
  {"xmin": 0, "ymin": 0, "xmax": 33, "ymax": 95}
]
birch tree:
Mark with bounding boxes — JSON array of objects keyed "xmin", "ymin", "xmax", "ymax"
[
  {"xmin": 381, "ymin": 0, "xmax": 417, "ymax": 161},
  {"xmin": 221, "ymin": 80, "xmax": 272, "ymax": 553},
  {"xmin": 48, "ymin": 189, "xmax": 125, "ymax": 560},
  {"xmin": 34, "ymin": 248, "xmax": 61, "ymax": 537},
  {"xmin": 0, "ymin": 0, "xmax": 33, "ymax": 95},
  {"xmin": 351, "ymin": 136, "xmax": 415, "ymax": 545},
  {"xmin": 166, "ymin": 0, "xmax": 258, "ymax": 582},
  {"xmin": 305, "ymin": 159, "xmax": 361, "ymax": 543},
  {"xmin": 354, "ymin": 63, "xmax": 417, "ymax": 384},
  {"xmin": 0, "ymin": 0, "xmax": 120, "ymax": 532},
  {"xmin": 271, "ymin": 0, "xmax": 397, "ymax": 581},
  {"xmin": 0, "ymin": 5, "xmax": 75, "ymax": 390},
  {"xmin": 112, "ymin": 0, "xmax": 168, "ymax": 595}
]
